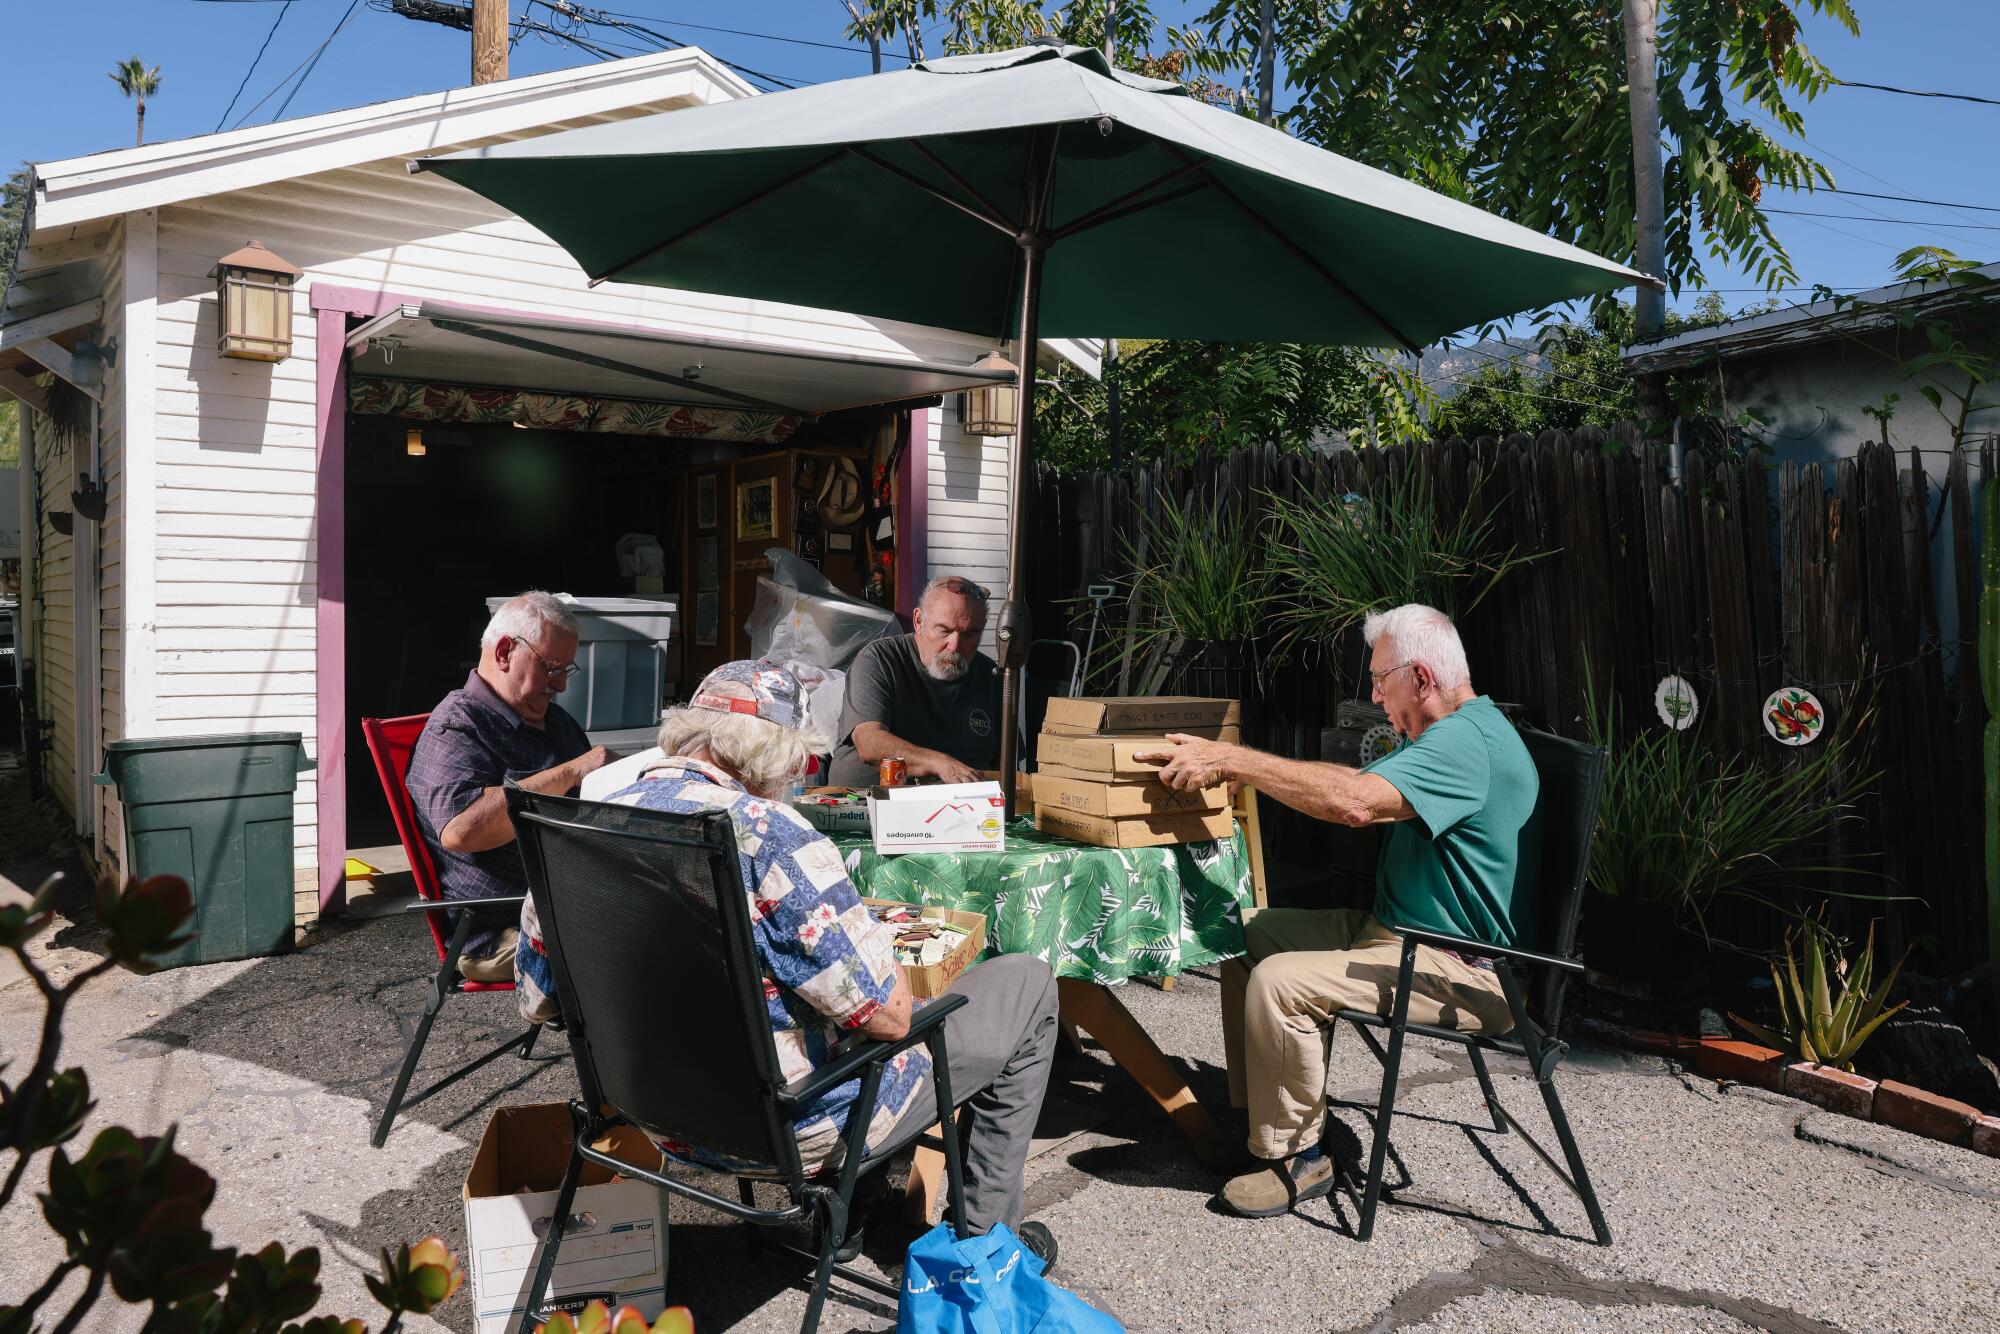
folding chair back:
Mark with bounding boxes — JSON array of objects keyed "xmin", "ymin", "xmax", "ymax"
[
  {"xmin": 509, "ymin": 788, "xmax": 802, "ymax": 1175},
  {"xmin": 1517, "ymin": 727, "xmax": 1609, "ymax": 1031},
  {"xmin": 359, "ymin": 713, "xmax": 459, "ymax": 968}
]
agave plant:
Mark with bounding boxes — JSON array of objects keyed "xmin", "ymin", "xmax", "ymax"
[
  {"xmin": 1262, "ymin": 461, "xmax": 1537, "ymax": 656},
  {"xmin": 1730, "ymin": 917, "xmax": 1908, "ymax": 1072}
]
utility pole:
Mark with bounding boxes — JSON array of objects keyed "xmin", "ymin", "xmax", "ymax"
[
  {"xmin": 1256, "ymin": 0, "xmax": 1276, "ymax": 124},
  {"xmin": 472, "ymin": 0, "xmax": 508, "ymax": 84},
  {"xmin": 1623, "ymin": 0, "xmax": 1665, "ymax": 338}
]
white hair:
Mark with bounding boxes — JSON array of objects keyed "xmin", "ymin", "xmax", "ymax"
[
  {"xmin": 481, "ymin": 591, "xmax": 581, "ymax": 650},
  {"xmin": 656, "ymin": 707, "xmax": 810, "ymax": 798},
  {"xmin": 1363, "ymin": 603, "xmax": 1471, "ymax": 690}
]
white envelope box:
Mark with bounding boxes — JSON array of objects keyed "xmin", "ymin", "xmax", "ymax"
[
  {"xmin": 867, "ymin": 781, "xmax": 1008, "ymax": 855},
  {"xmin": 464, "ymin": 1103, "xmax": 669, "ymax": 1333}
]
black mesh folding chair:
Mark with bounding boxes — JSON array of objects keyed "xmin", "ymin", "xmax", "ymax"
[
  {"xmin": 1331, "ymin": 726, "xmax": 1612, "ymax": 1245},
  {"xmin": 506, "ymin": 786, "xmax": 971, "ymax": 1334}
]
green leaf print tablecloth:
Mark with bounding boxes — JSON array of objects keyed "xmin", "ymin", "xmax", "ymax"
[{"xmin": 834, "ymin": 819, "xmax": 1253, "ymax": 983}]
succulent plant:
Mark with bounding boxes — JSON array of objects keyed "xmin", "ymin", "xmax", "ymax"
[
  {"xmin": 536, "ymin": 1300, "xmax": 696, "ymax": 1334},
  {"xmin": 1730, "ymin": 917, "xmax": 1908, "ymax": 1072}
]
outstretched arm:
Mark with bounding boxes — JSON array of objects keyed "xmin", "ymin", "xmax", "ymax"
[{"xmin": 1132, "ymin": 735, "xmax": 1414, "ymax": 827}]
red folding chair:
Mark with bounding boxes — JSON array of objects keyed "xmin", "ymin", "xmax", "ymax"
[{"xmin": 362, "ymin": 714, "xmax": 552, "ymax": 1148}]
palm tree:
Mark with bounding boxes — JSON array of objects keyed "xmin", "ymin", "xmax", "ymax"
[{"xmin": 109, "ymin": 58, "xmax": 163, "ymax": 147}]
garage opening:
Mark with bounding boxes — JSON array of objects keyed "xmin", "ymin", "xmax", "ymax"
[{"xmin": 336, "ymin": 302, "xmax": 1003, "ymax": 852}]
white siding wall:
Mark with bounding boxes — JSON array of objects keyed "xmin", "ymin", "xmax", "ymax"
[
  {"xmin": 147, "ymin": 106, "xmax": 1011, "ymax": 875},
  {"xmin": 29, "ymin": 405, "xmax": 77, "ymax": 819},
  {"xmin": 924, "ymin": 407, "xmax": 1014, "ymax": 610}
]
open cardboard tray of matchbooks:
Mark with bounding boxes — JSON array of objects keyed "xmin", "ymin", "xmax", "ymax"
[{"xmin": 863, "ymin": 899, "xmax": 987, "ymax": 998}]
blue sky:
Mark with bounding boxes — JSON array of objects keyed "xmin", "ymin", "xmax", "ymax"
[{"xmin": 4, "ymin": 1, "xmax": 1996, "ymax": 324}]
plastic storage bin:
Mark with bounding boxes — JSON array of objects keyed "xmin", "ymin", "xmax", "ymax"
[
  {"xmin": 485, "ymin": 595, "xmax": 677, "ymax": 733},
  {"xmin": 93, "ymin": 732, "xmax": 310, "ymax": 968}
]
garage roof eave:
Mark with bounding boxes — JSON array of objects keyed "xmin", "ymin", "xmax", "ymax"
[{"xmin": 343, "ymin": 300, "xmax": 1017, "ymax": 417}]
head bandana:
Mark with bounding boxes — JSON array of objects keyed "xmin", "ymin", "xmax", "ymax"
[{"xmin": 687, "ymin": 659, "xmax": 808, "ymax": 731}]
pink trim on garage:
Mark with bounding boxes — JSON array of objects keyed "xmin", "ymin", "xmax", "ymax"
[
  {"xmin": 311, "ymin": 285, "xmax": 412, "ymax": 912},
  {"xmin": 897, "ymin": 407, "xmax": 930, "ymax": 615}
]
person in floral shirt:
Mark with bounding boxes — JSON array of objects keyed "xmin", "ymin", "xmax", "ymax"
[{"xmin": 520, "ymin": 659, "xmax": 1060, "ymax": 1262}]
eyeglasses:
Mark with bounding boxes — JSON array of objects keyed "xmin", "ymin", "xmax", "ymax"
[
  {"xmin": 515, "ymin": 637, "xmax": 581, "ymax": 682},
  {"xmin": 1368, "ymin": 661, "xmax": 1415, "ymax": 687}
]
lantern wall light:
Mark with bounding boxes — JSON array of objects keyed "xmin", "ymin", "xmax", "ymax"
[
  {"xmin": 960, "ymin": 349, "xmax": 1019, "ymax": 437},
  {"xmin": 212, "ymin": 241, "xmax": 303, "ymax": 362}
]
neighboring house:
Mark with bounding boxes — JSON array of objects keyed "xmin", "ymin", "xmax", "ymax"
[
  {"xmin": 0, "ymin": 48, "xmax": 1078, "ymax": 919},
  {"xmin": 1623, "ymin": 262, "xmax": 2000, "ymax": 472}
]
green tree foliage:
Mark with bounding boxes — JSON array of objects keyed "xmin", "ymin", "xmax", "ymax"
[
  {"xmin": 1184, "ymin": 0, "xmax": 1857, "ymax": 295},
  {"xmin": 1427, "ymin": 295, "xmax": 1779, "ymax": 441},
  {"xmin": 0, "ymin": 164, "xmax": 31, "ymax": 295},
  {"xmin": 109, "ymin": 56, "xmax": 163, "ymax": 147},
  {"xmin": 1035, "ymin": 339, "xmax": 1430, "ymax": 469}
]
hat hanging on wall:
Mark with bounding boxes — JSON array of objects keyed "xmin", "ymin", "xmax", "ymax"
[{"xmin": 814, "ymin": 455, "xmax": 867, "ymax": 527}]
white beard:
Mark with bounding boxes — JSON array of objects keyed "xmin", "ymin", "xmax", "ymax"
[{"xmin": 925, "ymin": 652, "xmax": 969, "ymax": 682}]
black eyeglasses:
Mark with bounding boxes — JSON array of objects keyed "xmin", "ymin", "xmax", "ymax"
[{"xmin": 928, "ymin": 577, "xmax": 990, "ymax": 602}]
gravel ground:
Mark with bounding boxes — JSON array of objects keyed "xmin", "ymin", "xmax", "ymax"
[{"xmin": 4, "ymin": 773, "xmax": 1998, "ymax": 1332}]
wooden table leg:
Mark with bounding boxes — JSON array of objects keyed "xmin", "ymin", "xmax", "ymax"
[{"xmin": 1056, "ymin": 978, "xmax": 1235, "ymax": 1168}]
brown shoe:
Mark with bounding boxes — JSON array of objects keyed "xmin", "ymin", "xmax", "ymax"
[{"xmin": 1215, "ymin": 1153, "xmax": 1336, "ymax": 1219}]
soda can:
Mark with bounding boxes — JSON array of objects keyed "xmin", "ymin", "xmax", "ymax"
[{"xmin": 879, "ymin": 756, "xmax": 908, "ymax": 787}]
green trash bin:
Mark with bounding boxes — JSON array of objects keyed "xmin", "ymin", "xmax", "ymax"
[{"xmin": 94, "ymin": 732, "xmax": 311, "ymax": 968}]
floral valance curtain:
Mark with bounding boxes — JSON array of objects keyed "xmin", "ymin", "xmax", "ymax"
[{"xmin": 347, "ymin": 376, "xmax": 801, "ymax": 445}]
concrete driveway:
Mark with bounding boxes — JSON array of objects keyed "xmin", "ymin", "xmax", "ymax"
[{"xmin": 3, "ymin": 786, "xmax": 1997, "ymax": 1331}]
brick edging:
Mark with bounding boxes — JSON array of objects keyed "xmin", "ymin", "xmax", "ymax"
[{"xmin": 1573, "ymin": 1019, "xmax": 2000, "ymax": 1157}]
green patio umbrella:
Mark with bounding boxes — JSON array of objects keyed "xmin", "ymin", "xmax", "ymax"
[{"xmin": 415, "ymin": 42, "xmax": 1657, "ymax": 811}]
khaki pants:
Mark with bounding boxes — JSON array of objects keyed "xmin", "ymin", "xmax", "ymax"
[
  {"xmin": 1221, "ymin": 908, "xmax": 1513, "ymax": 1160},
  {"xmin": 457, "ymin": 926, "xmax": 519, "ymax": 984}
]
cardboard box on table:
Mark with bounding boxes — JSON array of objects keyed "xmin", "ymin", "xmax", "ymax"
[
  {"xmin": 464, "ymin": 1103, "xmax": 668, "ymax": 1333},
  {"xmin": 1034, "ymin": 803, "xmax": 1236, "ymax": 849},
  {"xmin": 1032, "ymin": 772, "xmax": 1228, "ymax": 818},
  {"xmin": 1042, "ymin": 696, "xmax": 1240, "ymax": 733},
  {"xmin": 863, "ymin": 898, "xmax": 987, "ymax": 998},
  {"xmin": 867, "ymin": 780, "xmax": 1008, "ymax": 855},
  {"xmin": 1033, "ymin": 733, "xmax": 1179, "ymax": 779}
]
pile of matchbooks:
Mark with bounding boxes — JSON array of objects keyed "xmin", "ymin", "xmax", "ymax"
[{"xmin": 1032, "ymin": 696, "xmax": 1240, "ymax": 848}]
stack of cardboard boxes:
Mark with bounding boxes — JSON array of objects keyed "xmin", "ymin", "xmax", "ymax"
[{"xmin": 1032, "ymin": 696, "xmax": 1241, "ymax": 848}]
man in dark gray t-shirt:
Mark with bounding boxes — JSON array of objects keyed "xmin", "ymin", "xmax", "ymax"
[{"xmin": 826, "ymin": 575, "xmax": 1003, "ymax": 786}]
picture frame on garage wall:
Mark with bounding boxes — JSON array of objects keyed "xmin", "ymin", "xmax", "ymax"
[
  {"xmin": 737, "ymin": 477, "xmax": 777, "ymax": 540},
  {"xmin": 696, "ymin": 473, "xmax": 718, "ymax": 529}
]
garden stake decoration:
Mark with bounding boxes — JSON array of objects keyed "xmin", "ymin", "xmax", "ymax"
[{"xmin": 1983, "ymin": 472, "xmax": 1999, "ymax": 1022}]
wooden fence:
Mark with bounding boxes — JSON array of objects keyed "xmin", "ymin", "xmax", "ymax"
[{"xmin": 1025, "ymin": 427, "xmax": 1997, "ymax": 970}]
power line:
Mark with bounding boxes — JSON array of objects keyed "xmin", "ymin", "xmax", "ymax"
[
  {"xmin": 230, "ymin": 0, "xmax": 362, "ymax": 128},
  {"xmin": 1833, "ymin": 77, "xmax": 2000, "ymax": 109},
  {"xmin": 270, "ymin": 0, "xmax": 362, "ymax": 122},
  {"xmin": 215, "ymin": 0, "xmax": 292, "ymax": 132},
  {"xmin": 1820, "ymin": 186, "xmax": 2000, "ymax": 217},
  {"xmin": 592, "ymin": 8, "xmax": 911, "ymax": 61},
  {"xmin": 1764, "ymin": 206, "xmax": 2000, "ymax": 232}
]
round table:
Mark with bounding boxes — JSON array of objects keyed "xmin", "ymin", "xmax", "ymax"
[{"xmin": 831, "ymin": 818, "xmax": 1253, "ymax": 982}]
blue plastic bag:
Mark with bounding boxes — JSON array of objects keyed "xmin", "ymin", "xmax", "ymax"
[{"xmin": 898, "ymin": 1223, "xmax": 1123, "ymax": 1334}]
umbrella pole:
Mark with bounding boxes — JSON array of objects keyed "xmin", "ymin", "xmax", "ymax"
[{"xmin": 997, "ymin": 231, "xmax": 1047, "ymax": 822}]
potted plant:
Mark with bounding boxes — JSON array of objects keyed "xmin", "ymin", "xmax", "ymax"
[{"xmin": 1582, "ymin": 680, "xmax": 1879, "ymax": 993}]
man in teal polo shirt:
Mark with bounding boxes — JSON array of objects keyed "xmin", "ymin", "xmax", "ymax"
[{"xmin": 1139, "ymin": 603, "xmax": 1540, "ymax": 1219}]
